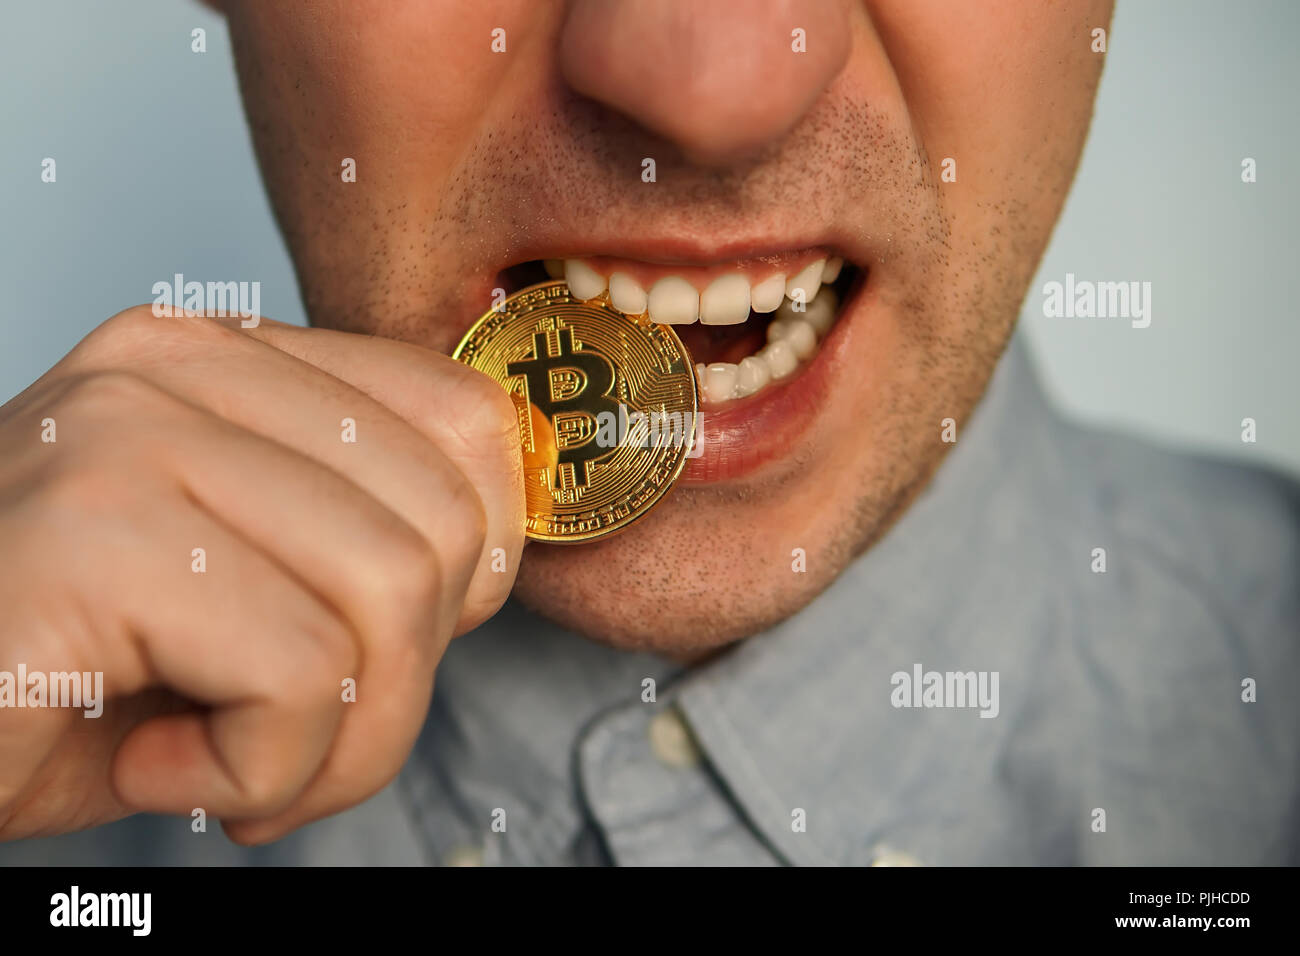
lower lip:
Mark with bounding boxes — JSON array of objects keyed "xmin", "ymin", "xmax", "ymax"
[{"xmin": 679, "ymin": 273, "xmax": 864, "ymax": 485}]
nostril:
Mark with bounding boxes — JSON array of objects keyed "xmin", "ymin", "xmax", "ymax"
[{"xmin": 559, "ymin": 0, "xmax": 852, "ymax": 168}]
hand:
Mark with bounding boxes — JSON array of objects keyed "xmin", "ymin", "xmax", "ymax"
[{"xmin": 0, "ymin": 305, "xmax": 524, "ymax": 844}]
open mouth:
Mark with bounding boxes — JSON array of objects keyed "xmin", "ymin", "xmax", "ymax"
[{"xmin": 495, "ymin": 250, "xmax": 864, "ymax": 406}]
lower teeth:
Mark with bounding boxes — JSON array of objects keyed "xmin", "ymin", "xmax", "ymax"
[{"xmin": 694, "ymin": 285, "xmax": 840, "ymax": 404}]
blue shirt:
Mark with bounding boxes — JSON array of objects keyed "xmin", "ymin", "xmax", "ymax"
[{"xmin": 5, "ymin": 336, "xmax": 1298, "ymax": 865}]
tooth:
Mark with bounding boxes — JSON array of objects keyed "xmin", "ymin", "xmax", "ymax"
[
  {"xmin": 700, "ymin": 274, "xmax": 751, "ymax": 325},
  {"xmin": 695, "ymin": 362, "xmax": 706, "ymax": 389},
  {"xmin": 762, "ymin": 341, "xmax": 798, "ymax": 379},
  {"xmin": 735, "ymin": 355, "xmax": 771, "ymax": 397},
  {"xmin": 766, "ymin": 317, "xmax": 792, "ymax": 343},
  {"xmin": 785, "ymin": 259, "xmax": 825, "ymax": 306},
  {"xmin": 609, "ymin": 272, "xmax": 647, "ymax": 315},
  {"xmin": 750, "ymin": 273, "xmax": 786, "ymax": 313},
  {"xmin": 647, "ymin": 276, "xmax": 699, "ymax": 324},
  {"xmin": 784, "ymin": 319, "xmax": 816, "ymax": 360},
  {"xmin": 804, "ymin": 287, "xmax": 839, "ymax": 336},
  {"xmin": 703, "ymin": 363, "xmax": 739, "ymax": 404},
  {"xmin": 564, "ymin": 259, "xmax": 606, "ymax": 300},
  {"xmin": 543, "ymin": 259, "xmax": 565, "ymax": 279},
  {"xmin": 821, "ymin": 256, "xmax": 843, "ymax": 283}
]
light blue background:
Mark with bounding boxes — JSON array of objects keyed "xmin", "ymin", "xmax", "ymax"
[{"xmin": 2, "ymin": 1, "xmax": 1297, "ymax": 474}]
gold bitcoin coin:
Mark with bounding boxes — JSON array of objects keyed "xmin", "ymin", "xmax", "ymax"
[{"xmin": 453, "ymin": 280, "xmax": 698, "ymax": 544}]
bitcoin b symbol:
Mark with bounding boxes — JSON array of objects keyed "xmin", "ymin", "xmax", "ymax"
[{"xmin": 507, "ymin": 324, "xmax": 620, "ymax": 494}]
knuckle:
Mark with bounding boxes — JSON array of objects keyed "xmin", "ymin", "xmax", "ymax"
[
  {"xmin": 294, "ymin": 617, "xmax": 358, "ymax": 691},
  {"xmin": 409, "ymin": 476, "xmax": 489, "ymax": 612},
  {"xmin": 241, "ymin": 618, "xmax": 352, "ymax": 712},
  {"xmin": 444, "ymin": 475, "xmax": 489, "ymax": 563},
  {"xmin": 54, "ymin": 369, "xmax": 167, "ymax": 419},
  {"xmin": 370, "ymin": 528, "xmax": 446, "ymax": 619},
  {"xmin": 76, "ymin": 306, "xmax": 175, "ymax": 362},
  {"xmin": 72, "ymin": 304, "xmax": 237, "ymax": 368}
]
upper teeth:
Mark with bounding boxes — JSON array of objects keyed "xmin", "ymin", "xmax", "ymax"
[{"xmin": 554, "ymin": 256, "xmax": 842, "ymax": 326}]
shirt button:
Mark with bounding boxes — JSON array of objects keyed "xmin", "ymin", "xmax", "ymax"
[
  {"xmin": 647, "ymin": 706, "xmax": 702, "ymax": 768},
  {"xmin": 444, "ymin": 845, "xmax": 485, "ymax": 867},
  {"xmin": 871, "ymin": 846, "xmax": 922, "ymax": 867}
]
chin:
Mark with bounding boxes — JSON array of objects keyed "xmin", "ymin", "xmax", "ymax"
[{"xmin": 510, "ymin": 513, "xmax": 831, "ymax": 654}]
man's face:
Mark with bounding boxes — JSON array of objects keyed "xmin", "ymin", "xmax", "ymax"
[{"xmin": 220, "ymin": 0, "xmax": 1109, "ymax": 651}]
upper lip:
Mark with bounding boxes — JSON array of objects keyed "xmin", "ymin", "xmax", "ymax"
[{"xmin": 503, "ymin": 231, "xmax": 863, "ymax": 270}]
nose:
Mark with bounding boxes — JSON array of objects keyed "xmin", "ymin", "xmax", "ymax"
[{"xmin": 559, "ymin": 0, "xmax": 851, "ymax": 166}]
